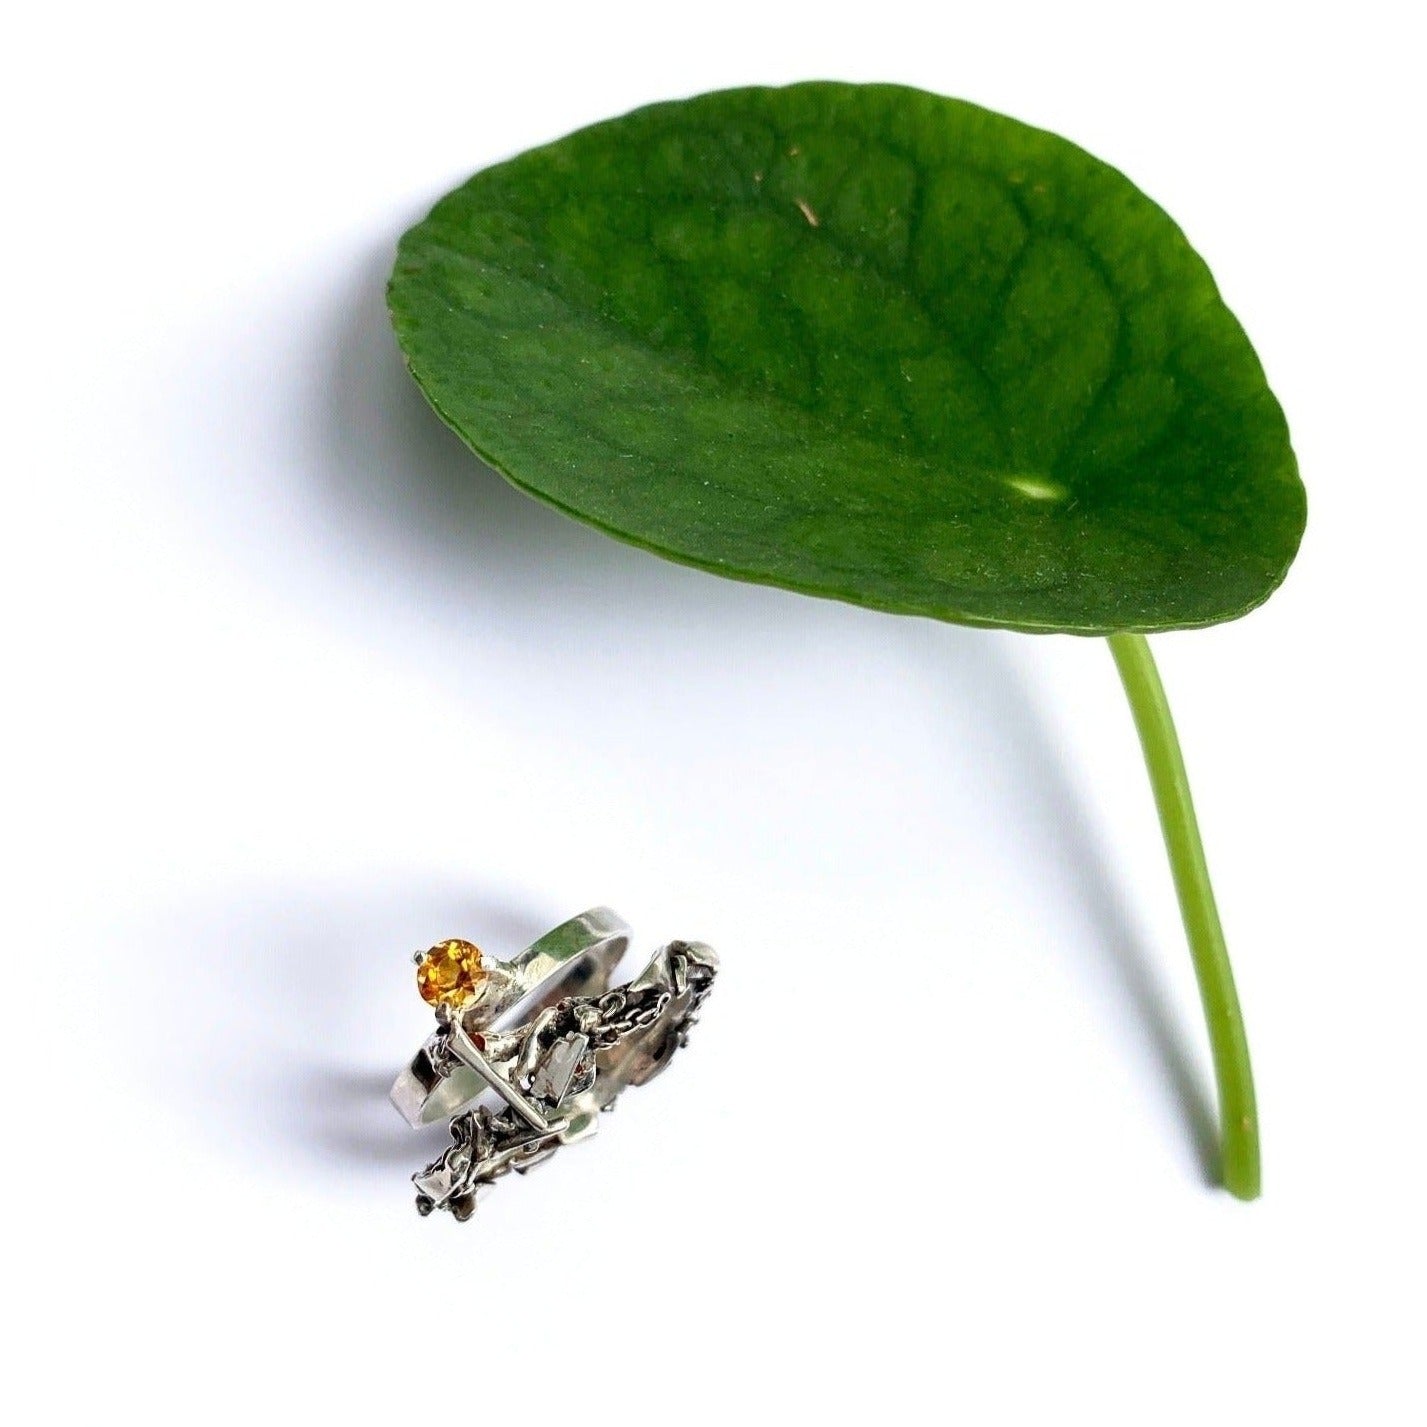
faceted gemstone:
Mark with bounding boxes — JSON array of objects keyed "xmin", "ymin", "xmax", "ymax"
[{"xmin": 416, "ymin": 939, "xmax": 486, "ymax": 1008}]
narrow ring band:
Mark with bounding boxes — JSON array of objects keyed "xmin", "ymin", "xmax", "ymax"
[{"xmin": 389, "ymin": 906, "xmax": 630, "ymax": 1127}]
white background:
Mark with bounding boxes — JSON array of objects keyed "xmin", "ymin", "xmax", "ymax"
[{"xmin": 5, "ymin": 2, "xmax": 1423, "ymax": 1421}]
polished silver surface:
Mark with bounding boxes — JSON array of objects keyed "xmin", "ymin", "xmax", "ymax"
[
  {"xmin": 394, "ymin": 922, "xmax": 718, "ymax": 1221},
  {"xmin": 389, "ymin": 906, "xmax": 630, "ymax": 1127}
]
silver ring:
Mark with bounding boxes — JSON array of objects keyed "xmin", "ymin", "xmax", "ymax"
[
  {"xmin": 389, "ymin": 906, "xmax": 631, "ymax": 1127},
  {"xmin": 391, "ymin": 910, "xmax": 718, "ymax": 1221}
]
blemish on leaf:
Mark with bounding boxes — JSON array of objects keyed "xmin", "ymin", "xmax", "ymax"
[
  {"xmin": 794, "ymin": 197, "xmax": 820, "ymax": 227},
  {"xmin": 1005, "ymin": 474, "xmax": 1069, "ymax": 503}
]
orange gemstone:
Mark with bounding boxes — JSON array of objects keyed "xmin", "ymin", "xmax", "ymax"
[{"xmin": 416, "ymin": 939, "xmax": 486, "ymax": 1008}]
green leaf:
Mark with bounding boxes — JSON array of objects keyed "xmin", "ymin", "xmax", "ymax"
[{"xmin": 388, "ymin": 83, "xmax": 1305, "ymax": 634}]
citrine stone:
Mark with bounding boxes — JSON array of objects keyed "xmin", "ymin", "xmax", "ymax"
[{"xmin": 416, "ymin": 939, "xmax": 486, "ymax": 1008}]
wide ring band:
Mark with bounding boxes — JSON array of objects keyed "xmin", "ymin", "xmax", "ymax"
[{"xmin": 389, "ymin": 906, "xmax": 630, "ymax": 1127}]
